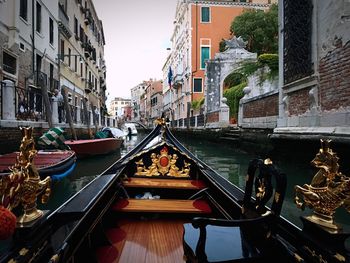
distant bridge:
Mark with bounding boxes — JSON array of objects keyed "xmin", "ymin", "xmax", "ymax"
[{"xmin": 125, "ymin": 121, "xmax": 148, "ymax": 130}]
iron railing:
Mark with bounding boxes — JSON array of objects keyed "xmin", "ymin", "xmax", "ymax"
[
  {"xmin": 197, "ymin": 114, "xmax": 205, "ymax": 127},
  {"xmin": 15, "ymin": 85, "xmax": 46, "ymax": 121}
]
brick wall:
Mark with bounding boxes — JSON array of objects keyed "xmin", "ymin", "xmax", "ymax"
[
  {"xmin": 243, "ymin": 94, "xmax": 278, "ymax": 118},
  {"xmin": 319, "ymin": 41, "xmax": 350, "ymax": 111},
  {"xmin": 287, "ymin": 88, "xmax": 311, "ymax": 116},
  {"xmin": 206, "ymin": 111, "xmax": 219, "ymax": 123},
  {"xmin": 0, "ymin": 127, "xmax": 92, "ymax": 154}
]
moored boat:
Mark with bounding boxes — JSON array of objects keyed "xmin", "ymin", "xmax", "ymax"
[
  {"xmin": 0, "ymin": 120, "xmax": 349, "ymax": 263},
  {"xmin": 0, "ymin": 150, "xmax": 76, "ymax": 181},
  {"xmin": 64, "ymin": 137, "xmax": 123, "ymax": 158}
]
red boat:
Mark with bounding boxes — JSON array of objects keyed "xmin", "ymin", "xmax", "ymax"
[
  {"xmin": 64, "ymin": 138, "xmax": 123, "ymax": 158},
  {"xmin": 0, "ymin": 150, "xmax": 76, "ymax": 180}
]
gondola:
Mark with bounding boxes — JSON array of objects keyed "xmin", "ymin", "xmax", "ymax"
[
  {"xmin": 0, "ymin": 150, "xmax": 76, "ymax": 181},
  {"xmin": 0, "ymin": 120, "xmax": 349, "ymax": 262}
]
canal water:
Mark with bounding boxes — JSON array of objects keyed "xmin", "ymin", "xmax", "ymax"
[{"xmin": 42, "ymin": 130, "xmax": 350, "ymax": 231}]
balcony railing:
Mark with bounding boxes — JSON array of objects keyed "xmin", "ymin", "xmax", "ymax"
[
  {"xmin": 58, "ymin": 4, "xmax": 72, "ymax": 39},
  {"xmin": 15, "ymin": 85, "xmax": 46, "ymax": 121}
]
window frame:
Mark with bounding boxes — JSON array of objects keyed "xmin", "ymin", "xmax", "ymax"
[
  {"xmin": 19, "ymin": 0, "xmax": 28, "ymax": 21},
  {"xmin": 200, "ymin": 45, "xmax": 210, "ymax": 70},
  {"xmin": 2, "ymin": 50, "xmax": 17, "ymax": 76},
  {"xmin": 200, "ymin": 6, "xmax": 210, "ymax": 23},
  {"xmin": 193, "ymin": 78, "xmax": 203, "ymax": 93},
  {"xmin": 49, "ymin": 17, "xmax": 54, "ymax": 45},
  {"xmin": 36, "ymin": 1, "xmax": 42, "ymax": 33}
]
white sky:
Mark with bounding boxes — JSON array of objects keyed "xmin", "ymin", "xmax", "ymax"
[{"xmin": 94, "ymin": 0, "xmax": 178, "ymax": 102}]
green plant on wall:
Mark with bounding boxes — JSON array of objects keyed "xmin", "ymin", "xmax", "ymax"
[
  {"xmin": 237, "ymin": 53, "xmax": 278, "ymax": 85},
  {"xmin": 223, "ymin": 72, "xmax": 246, "ymax": 88},
  {"xmin": 191, "ymin": 97, "xmax": 205, "ymax": 111},
  {"xmin": 223, "ymin": 82, "xmax": 246, "ymax": 119}
]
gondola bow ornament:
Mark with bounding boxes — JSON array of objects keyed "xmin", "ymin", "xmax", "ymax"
[
  {"xmin": 294, "ymin": 139, "xmax": 350, "ymax": 231},
  {"xmin": 0, "ymin": 127, "xmax": 51, "ymax": 227}
]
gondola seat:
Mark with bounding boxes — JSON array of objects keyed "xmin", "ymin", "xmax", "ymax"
[{"xmin": 183, "ymin": 159, "xmax": 287, "ymax": 262}]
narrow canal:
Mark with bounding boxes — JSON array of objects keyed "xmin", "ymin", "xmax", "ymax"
[{"xmin": 42, "ymin": 130, "xmax": 350, "ymax": 231}]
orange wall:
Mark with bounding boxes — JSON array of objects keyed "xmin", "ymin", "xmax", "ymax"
[{"xmin": 191, "ymin": 4, "xmax": 245, "ymax": 101}]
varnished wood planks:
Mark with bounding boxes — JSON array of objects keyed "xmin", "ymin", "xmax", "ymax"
[
  {"xmin": 122, "ymin": 177, "xmax": 206, "ymax": 190},
  {"xmin": 111, "ymin": 219, "xmax": 186, "ymax": 263},
  {"xmin": 113, "ymin": 199, "xmax": 212, "ymax": 214}
]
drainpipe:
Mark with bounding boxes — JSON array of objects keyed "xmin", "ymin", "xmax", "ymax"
[{"xmin": 31, "ymin": 0, "xmax": 35, "ymax": 82}]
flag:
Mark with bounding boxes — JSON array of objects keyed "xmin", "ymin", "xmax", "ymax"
[{"xmin": 167, "ymin": 67, "xmax": 173, "ymax": 89}]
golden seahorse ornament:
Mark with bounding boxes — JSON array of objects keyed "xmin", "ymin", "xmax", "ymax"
[
  {"xmin": 0, "ymin": 127, "xmax": 51, "ymax": 225},
  {"xmin": 294, "ymin": 139, "xmax": 350, "ymax": 231}
]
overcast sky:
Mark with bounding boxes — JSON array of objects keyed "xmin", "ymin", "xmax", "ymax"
[{"xmin": 94, "ymin": 0, "xmax": 178, "ymax": 101}]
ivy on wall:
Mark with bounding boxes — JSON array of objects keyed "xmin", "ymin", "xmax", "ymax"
[
  {"xmin": 223, "ymin": 82, "xmax": 246, "ymax": 118},
  {"xmin": 222, "ymin": 54, "xmax": 278, "ymax": 119},
  {"xmin": 238, "ymin": 53, "xmax": 278, "ymax": 85}
]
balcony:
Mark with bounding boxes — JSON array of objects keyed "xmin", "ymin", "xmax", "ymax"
[
  {"xmin": 85, "ymin": 81, "xmax": 93, "ymax": 94},
  {"xmin": 58, "ymin": 4, "xmax": 72, "ymax": 39},
  {"xmin": 173, "ymin": 73, "xmax": 183, "ymax": 89}
]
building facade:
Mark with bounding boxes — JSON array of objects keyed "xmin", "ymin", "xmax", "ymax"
[
  {"xmin": 58, "ymin": 0, "xmax": 107, "ymax": 126},
  {"xmin": 274, "ymin": 0, "xmax": 350, "ymax": 141},
  {"xmin": 130, "ymin": 82, "xmax": 147, "ymax": 122},
  {"xmin": 0, "ymin": 0, "xmax": 60, "ymax": 121},
  {"xmin": 164, "ymin": 0, "xmax": 275, "ymax": 123},
  {"xmin": 108, "ymin": 97, "xmax": 131, "ymax": 119},
  {"xmin": 0, "ymin": 0, "xmax": 107, "ymax": 126}
]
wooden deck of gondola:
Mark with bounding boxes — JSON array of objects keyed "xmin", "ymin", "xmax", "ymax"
[
  {"xmin": 112, "ymin": 199, "xmax": 212, "ymax": 214},
  {"xmin": 96, "ymin": 218, "xmax": 186, "ymax": 263},
  {"xmin": 122, "ymin": 177, "xmax": 206, "ymax": 189}
]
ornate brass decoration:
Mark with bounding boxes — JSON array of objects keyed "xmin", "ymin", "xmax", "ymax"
[
  {"xmin": 154, "ymin": 118, "xmax": 166, "ymax": 126},
  {"xmin": 295, "ymin": 139, "xmax": 350, "ymax": 230},
  {"xmin": 0, "ymin": 127, "xmax": 51, "ymax": 225},
  {"xmin": 135, "ymin": 146, "xmax": 190, "ymax": 177}
]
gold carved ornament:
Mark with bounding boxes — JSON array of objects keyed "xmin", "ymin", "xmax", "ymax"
[
  {"xmin": 0, "ymin": 127, "xmax": 51, "ymax": 225},
  {"xmin": 135, "ymin": 146, "xmax": 190, "ymax": 177},
  {"xmin": 294, "ymin": 139, "xmax": 350, "ymax": 231}
]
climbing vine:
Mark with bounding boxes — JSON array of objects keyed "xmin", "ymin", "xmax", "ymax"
[{"xmin": 223, "ymin": 82, "xmax": 246, "ymax": 119}]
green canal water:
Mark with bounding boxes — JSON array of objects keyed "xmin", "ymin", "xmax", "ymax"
[{"xmin": 42, "ymin": 131, "xmax": 350, "ymax": 231}]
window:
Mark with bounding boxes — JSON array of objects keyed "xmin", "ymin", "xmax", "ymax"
[
  {"xmin": 49, "ymin": 63, "xmax": 54, "ymax": 90},
  {"xmin": 68, "ymin": 48, "xmax": 71, "ymax": 67},
  {"xmin": 60, "ymin": 40, "xmax": 65, "ymax": 61},
  {"xmin": 201, "ymin": 46, "xmax": 210, "ymax": 69},
  {"xmin": 193, "ymin": 78, "xmax": 202, "ymax": 93},
  {"xmin": 20, "ymin": 0, "xmax": 28, "ymax": 21},
  {"xmin": 201, "ymin": 7, "xmax": 210, "ymax": 23},
  {"xmin": 74, "ymin": 17, "xmax": 78, "ymax": 36},
  {"xmin": 19, "ymin": 43, "xmax": 25, "ymax": 51},
  {"xmin": 283, "ymin": 0, "xmax": 313, "ymax": 84},
  {"xmin": 36, "ymin": 2, "xmax": 42, "ymax": 33},
  {"xmin": 74, "ymin": 56, "xmax": 77, "ymax": 72},
  {"xmin": 49, "ymin": 18, "xmax": 54, "ymax": 45},
  {"xmin": 3, "ymin": 52, "xmax": 17, "ymax": 75}
]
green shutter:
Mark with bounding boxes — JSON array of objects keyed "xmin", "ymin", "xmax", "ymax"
[
  {"xmin": 201, "ymin": 47, "xmax": 210, "ymax": 69},
  {"xmin": 201, "ymin": 7, "xmax": 210, "ymax": 22}
]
